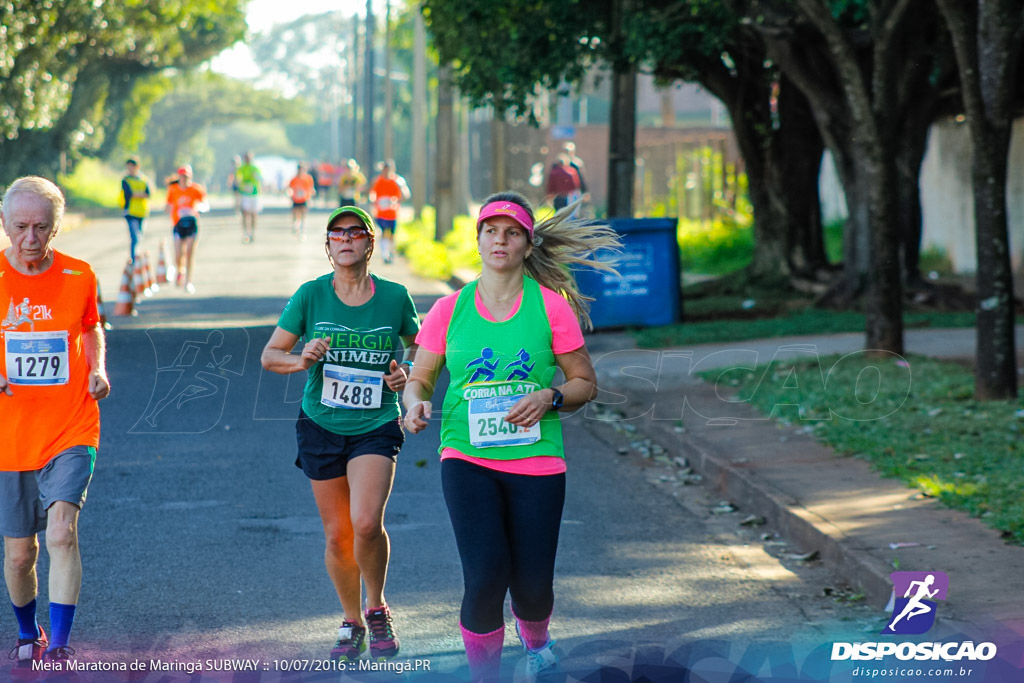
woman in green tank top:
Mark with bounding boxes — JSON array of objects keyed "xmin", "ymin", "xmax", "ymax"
[{"xmin": 404, "ymin": 191, "xmax": 620, "ymax": 680}]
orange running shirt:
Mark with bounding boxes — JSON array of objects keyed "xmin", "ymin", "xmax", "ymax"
[
  {"xmin": 0, "ymin": 251, "xmax": 101, "ymax": 471},
  {"xmin": 371, "ymin": 176, "xmax": 403, "ymax": 221},
  {"xmin": 288, "ymin": 173, "xmax": 316, "ymax": 203},
  {"xmin": 166, "ymin": 182, "xmax": 208, "ymax": 225}
]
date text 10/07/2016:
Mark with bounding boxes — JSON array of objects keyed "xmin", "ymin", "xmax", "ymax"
[{"xmin": 34, "ymin": 659, "xmax": 433, "ymax": 675}]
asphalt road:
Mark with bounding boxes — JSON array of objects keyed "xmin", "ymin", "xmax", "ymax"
[{"xmin": 2, "ymin": 207, "xmax": 872, "ymax": 681}]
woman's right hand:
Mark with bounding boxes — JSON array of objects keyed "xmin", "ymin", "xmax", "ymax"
[
  {"xmin": 404, "ymin": 400, "xmax": 432, "ymax": 433},
  {"xmin": 299, "ymin": 337, "xmax": 331, "ymax": 370}
]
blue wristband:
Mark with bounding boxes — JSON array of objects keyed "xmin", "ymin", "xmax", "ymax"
[{"xmin": 401, "ymin": 360, "xmax": 414, "ymax": 368}]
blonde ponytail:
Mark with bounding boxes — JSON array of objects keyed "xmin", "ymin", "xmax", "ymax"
[{"xmin": 525, "ymin": 201, "xmax": 621, "ymax": 331}]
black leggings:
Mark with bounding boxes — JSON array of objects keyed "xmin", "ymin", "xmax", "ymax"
[{"xmin": 441, "ymin": 458, "xmax": 566, "ymax": 634}]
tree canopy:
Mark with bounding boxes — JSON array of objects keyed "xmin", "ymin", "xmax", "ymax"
[
  {"xmin": 0, "ymin": 0, "xmax": 247, "ymax": 186},
  {"xmin": 422, "ymin": 0, "xmax": 609, "ymax": 118},
  {"xmin": 141, "ymin": 72, "xmax": 310, "ymax": 184}
]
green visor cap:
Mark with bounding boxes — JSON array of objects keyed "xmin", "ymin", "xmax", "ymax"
[{"xmin": 327, "ymin": 206, "xmax": 376, "ymax": 233}]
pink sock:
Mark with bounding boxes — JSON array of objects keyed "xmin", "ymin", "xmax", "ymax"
[
  {"xmin": 460, "ymin": 623, "xmax": 504, "ymax": 681},
  {"xmin": 513, "ymin": 610, "xmax": 551, "ymax": 651}
]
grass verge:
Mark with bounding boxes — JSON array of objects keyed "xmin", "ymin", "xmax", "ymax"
[
  {"xmin": 702, "ymin": 354, "xmax": 1024, "ymax": 544},
  {"xmin": 59, "ymin": 158, "xmax": 168, "ymax": 217},
  {"xmin": 634, "ymin": 310, "xmax": 983, "ymax": 348},
  {"xmin": 395, "ymin": 206, "xmax": 480, "ymax": 281}
]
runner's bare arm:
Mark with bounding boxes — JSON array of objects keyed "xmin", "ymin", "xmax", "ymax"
[
  {"xmin": 504, "ymin": 344, "xmax": 597, "ymax": 427},
  {"xmin": 402, "ymin": 347, "xmax": 445, "ymax": 434},
  {"xmin": 383, "ymin": 338, "xmax": 420, "ymax": 392},
  {"xmin": 261, "ymin": 326, "xmax": 330, "ymax": 375},
  {"xmin": 83, "ymin": 323, "xmax": 111, "ymax": 400},
  {"xmin": 0, "ymin": 373, "xmax": 11, "ymax": 396}
]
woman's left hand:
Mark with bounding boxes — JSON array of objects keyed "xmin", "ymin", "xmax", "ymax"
[
  {"xmin": 504, "ymin": 390, "xmax": 550, "ymax": 428},
  {"xmin": 384, "ymin": 359, "xmax": 408, "ymax": 392}
]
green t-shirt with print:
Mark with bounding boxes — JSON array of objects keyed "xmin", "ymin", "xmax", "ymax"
[
  {"xmin": 236, "ymin": 163, "xmax": 261, "ymax": 196},
  {"xmin": 277, "ymin": 273, "xmax": 420, "ymax": 435}
]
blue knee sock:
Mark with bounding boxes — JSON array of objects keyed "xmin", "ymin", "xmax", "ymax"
[
  {"xmin": 12, "ymin": 600, "xmax": 39, "ymax": 640},
  {"xmin": 48, "ymin": 603, "xmax": 76, "ymax": 650}
]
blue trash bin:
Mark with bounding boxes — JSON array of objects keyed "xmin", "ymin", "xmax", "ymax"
[{"xmin": 575, "ymin": 217, "xmax": 681, "ymax": 329}]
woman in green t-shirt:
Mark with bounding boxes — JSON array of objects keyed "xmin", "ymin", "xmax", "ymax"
[{"xmin": 261, "ymin": 206, "xmax": 419, "ymax": 663}]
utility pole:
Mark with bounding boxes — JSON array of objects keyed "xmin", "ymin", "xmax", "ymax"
[
  {"xmin": 491, "ymin": 110, "xmax": 507, "ymax": 193},
  {"xmin": 454, "ymin": 97, "xmax": 470, "ymax": 214},
  {"xmin": 412, "ymin": 6, "xmax": 427, "ymax": 218},
  {"xmin": 607, "ymin": 0, "xmax": 636, "ymax": 217},
  {"xmin": 363, "ymin": 0, "xmax": 375, "ymax": 175},
  {"xmin": 435, "ymin": 64, "xmax": 455, "ymax": 240},
  {"xmin": 351, "ymin": 15, "xmax": 361, "ymax": 163},
  {"xmin": 384, "ymin": 0, "xmax": 393, "ymax": 162}
]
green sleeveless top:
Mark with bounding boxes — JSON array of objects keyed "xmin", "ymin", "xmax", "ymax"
[{"xmin": 441, "ymin": 277, "xmax": 564, "ymax": 460}]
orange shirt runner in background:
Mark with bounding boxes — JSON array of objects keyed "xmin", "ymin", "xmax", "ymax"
[
  {"xmin": 371, "ymin": 176, "xmax": 403, "ymax": 221},
  {"xmin": 0, "ymin": 251, "xmax": 101, "ymax": 471},
  {"xmin": 288, "ymin": 172, "xmax": 316, "ymax": 204},
  {"xmin": 166, "ymin": 182, "xmax": 208, "ymax": 226}
]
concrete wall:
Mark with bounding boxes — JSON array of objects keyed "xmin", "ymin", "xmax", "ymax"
[
  {"xmin": 820, "ymin": 116, "xmax": 1024, "ymax": 274},
  {"xmin": 920, "ymin": 117, "xmax": 1024, "ymax": 274}
]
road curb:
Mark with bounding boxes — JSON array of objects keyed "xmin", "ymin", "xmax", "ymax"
[
  {"xmin": 641, "ymin": 409, "xmax": 894, "ymax": 607},
  {"xmin": 592, "ymin": 365, "xmax": 1024, "ymax": 631}
]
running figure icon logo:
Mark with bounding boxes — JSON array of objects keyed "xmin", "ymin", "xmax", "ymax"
[
  {"xmin": 131, "ymin": 327, "xmax": 248, "ymax": 433},
  {"xmin": 466, "ymin": 348, "xmax": 500, "ymax": 383},
  {"xmin": 504, "ymin": 349, "xmax": 534, "ymax": 381},
  {"xmin": 881, "ymin": 571, "xmax": 949, "ymax": 635},
  {"xmin": 467, "ymin": 348, "xmax": 536, "ymax": 383}
]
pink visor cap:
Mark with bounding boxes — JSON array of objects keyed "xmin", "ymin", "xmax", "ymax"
[{"xmin": 477, "ymin": 201, "xmax": 534, "ymax": 237}]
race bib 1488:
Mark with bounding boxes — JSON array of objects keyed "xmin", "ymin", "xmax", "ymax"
[{"xmin": 321, "ymin": 364, "xmax": 384, "ymax": 410}]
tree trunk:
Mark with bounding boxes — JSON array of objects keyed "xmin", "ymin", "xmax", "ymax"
[
  {"xmin": 864, "ymin": 148, "xmax": 904, "ymax": 354},
  {"xmin": 933, "ymin": 0, "xmax": 1021, "ymax": 399},
  {"xmin": 411, "ymin": 7, "xmax": 427, "ymax": 219},
  {"xmin": 363, "ymin": 0, "xmax": 376, "ymax": 174},
  {"xmin": 383, "ymin": 0, "xmax": 393, "ymax": 162},
  {"xmin": 491, "ymin": 114, "xmax": 507, "ymax": 193},
  {"xmin": 972, "ymin": 127, "xmax": 1018, "ymax": 399},
  {"xmin": 823, "ymin": 132, "xmax": 870, "ymax": 303},
  {"xmin": 607, "ymin": 63, "xmax": 636, "ymax": 217},
  {"xmin": 774, "ymin": 79, "xmax": 827, "ymax": 277},
  {"xmin": 893, "ymin": 113, "xmax": 929, "ymax": 286},
  {"xmin": 435, "ymin": 64, "xmax": 455, "ymax": 240},
  {"xmin": 695, "ymin": 57, "xmax": 827, "ymax": 285}
]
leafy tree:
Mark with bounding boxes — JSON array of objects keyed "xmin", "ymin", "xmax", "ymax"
[
  {"xmin": 0, "ymin": 0, "xmax": 247, "ymax": 186},
  {"xmin": 743, "ymin": 0, "xmax": 956, "ymax": 354},
  {"xmin": 425, "ymin": 0, "xmax": 830, "ymax": 280},
  {"xmin": 934, "ymin": 0, "xmax": 1022, "ymax": 399},
  {"xmin": 422, "ymin": 0, "xmax": 601, "ymax": 119},
  {"xmin": 247, "ymin": 8, "xmax": 426, "ymax": 175},
  {"xmin": 248, "ymin": 12, "xmax": 354, "ymax": 104},
  {"xmin": 423, "ymin": 0, "xmax": 640, "ymax": 216},
  {"xmin": 141, "ymin": 72, "xmax": 310, "ymax": 183},
  {"xmin": 632, "ymin": 1, "xmax": 829, "ymax": 284}
]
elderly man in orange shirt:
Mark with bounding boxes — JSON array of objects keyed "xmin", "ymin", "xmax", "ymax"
[{"xmin": 0, "ymin": 176, "xmax": 110, "ymax": 670}]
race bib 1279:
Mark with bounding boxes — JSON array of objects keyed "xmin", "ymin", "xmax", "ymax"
[{"xmin": 5, "ymin": 330, "xmax": 70, "ymax": 386}]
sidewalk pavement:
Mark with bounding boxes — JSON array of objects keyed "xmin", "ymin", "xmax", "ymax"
[{"xmin": 586, "ymin": 326, "xmax": 1024, "ymax": 654}]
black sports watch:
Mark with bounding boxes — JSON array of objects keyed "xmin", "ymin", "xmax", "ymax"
[{"xmin": 550, "ymin": 388, "xmax": 564, "ymax": 410}]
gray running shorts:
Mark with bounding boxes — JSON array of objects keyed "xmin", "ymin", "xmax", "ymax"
[{"xmin": 0, "ymin": 446, "xmax": 95, "ymax": 537}]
